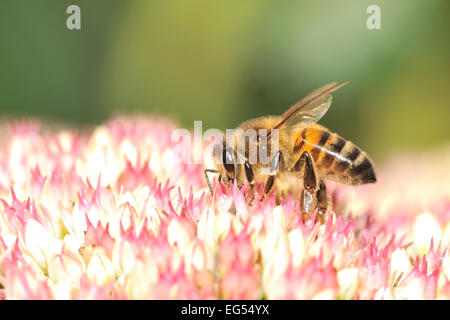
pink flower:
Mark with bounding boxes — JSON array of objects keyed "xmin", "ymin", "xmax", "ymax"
[
  {"xmin": 218, "ymin": 227, "xmax": 261, "ymax": 299},
  {"xmin": 1, "ymin": 242, "xmax": 53, "ymax": 299},
  {"xmin": 0, "ymin": 116, "xmax": 448, "ymax": 299},
  {"xmin": 268, "ymin": 258, "xmax": 338, "ymax": 299}
]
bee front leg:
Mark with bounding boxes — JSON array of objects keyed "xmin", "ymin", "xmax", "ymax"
[
  {"xmin": 294, "ymin": 151, "xmax": 322, "ymax": 223},
  {"xmin": 204, "ymin": 169, "xmax": 219, "ymax": 196}
]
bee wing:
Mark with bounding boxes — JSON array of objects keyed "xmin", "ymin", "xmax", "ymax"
[
  {"xmin": 280, "ymin": 82, "xmax": 338, "ymax": 118},
  {"xmin": 273, "ymin": 82, "xmax": 348, "ymax": 130},
  {"xmin": 279, "ymin": 94, "xmax": 333, "ymax": 127}
]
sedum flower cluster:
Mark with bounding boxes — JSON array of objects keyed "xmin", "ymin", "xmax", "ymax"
[{"xmin": 0, "ymin": 117, "xmax": 448, "ymax": 299}]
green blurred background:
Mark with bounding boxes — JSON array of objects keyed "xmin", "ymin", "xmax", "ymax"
[{"xmin": 0, "ymin": 0, "xmax": 449, "ymax": 162}]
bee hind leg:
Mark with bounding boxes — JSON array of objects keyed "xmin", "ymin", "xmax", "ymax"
[
  {"xmin": 294, "ymin": 151, "xmax": 326, "ymax": 224},
  {"xmin": 315, "ymin": 181, "xmax": 328, "ymax": 224}
]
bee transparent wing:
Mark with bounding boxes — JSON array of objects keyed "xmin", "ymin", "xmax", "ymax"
[
  {"xmin": 280, "ymin": 82, "xmax": 338, "ymax": 118},
  {"xmin": 273, "ymin": 82, "xmax": 348, "ymax": 130},
  {"xmin": 281, "ymin": 94, "xmax": 333, "ymax": 127}
]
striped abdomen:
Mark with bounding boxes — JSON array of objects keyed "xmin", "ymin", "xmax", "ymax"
[{"xmin": 293, "ymin": 124, "xmax": 376, "ymax": 185}]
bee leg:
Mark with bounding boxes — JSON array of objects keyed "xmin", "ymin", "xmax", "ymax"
[
  {"xmin": 260, "ymin": 151, "xmax": 283, "ymax": 201},
  {"xmin": 244, "ymin": 161, "xmax": 256, "ymax": 205},
  {"xmin": 300, "ymin": 190, "xmax": 317, "ymax": 223},
  {"xmin": 275, "ymin": 192, "xmax": 282, "ymax": 206},
  {"xmin": 260, "ymin": 175, "xmax": 276, "ymax": 201},
  {"xmin": 294, "ymin": 151, "xmax": 320, "ymax": 223},
  {"xmin": 247, "ymin": 185, "xmax": 256, "ymax": 206},
  {"xmin": 204, "ymin": 169, "xmax": 219, "ymax": 196},
  {"xmin": 315, "ymin": 181, "xmax": 328, "ymax": 224}
]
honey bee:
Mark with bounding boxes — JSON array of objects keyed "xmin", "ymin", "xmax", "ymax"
[{"xmin": 205, "ymin": 82, "xmax": 376, "ymax": 223}]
